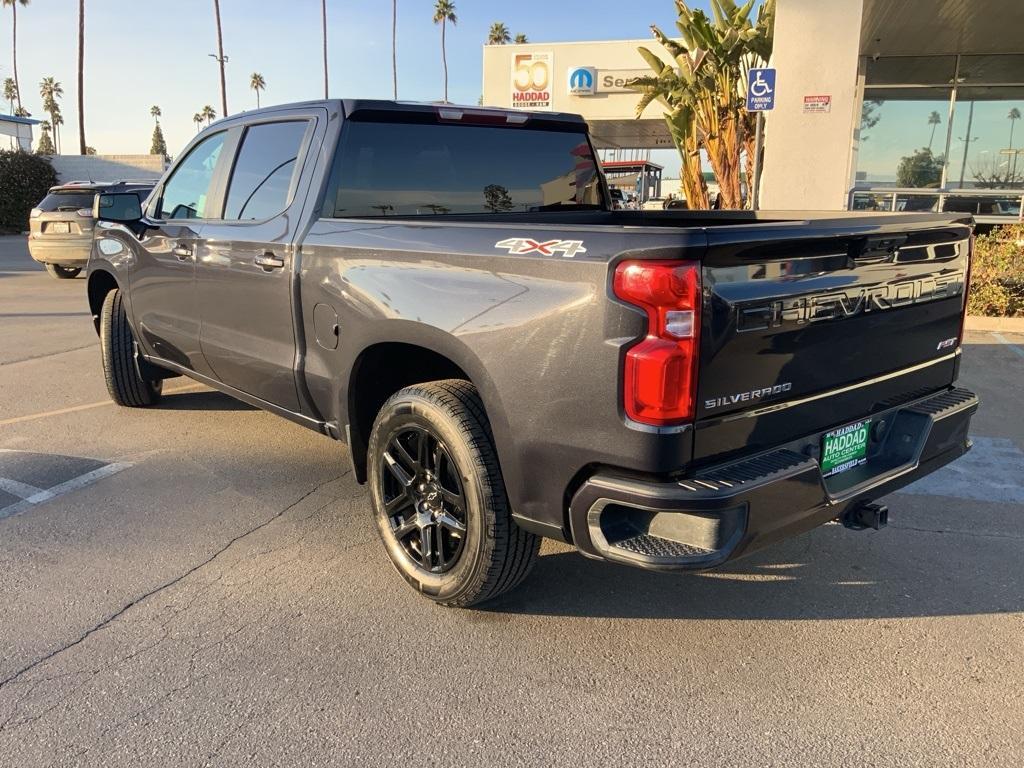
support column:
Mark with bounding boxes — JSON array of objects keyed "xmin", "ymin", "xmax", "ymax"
[{"xmin": 759, "ymin": 0, "xmax": 865, "ymax": 210}]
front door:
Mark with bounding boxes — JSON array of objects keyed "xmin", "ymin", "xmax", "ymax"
[
  {"xmin": 196, "ymin": 119, "xmax": 314, "ymax": 412},
  {"xmin": 130, "ymin": 130, "xmax": 229, "ymax": 374}
]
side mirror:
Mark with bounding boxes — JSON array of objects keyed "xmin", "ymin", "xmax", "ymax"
[{"xmin": 93, "ymin": 192, "xmax": 144, "ymax": 224}]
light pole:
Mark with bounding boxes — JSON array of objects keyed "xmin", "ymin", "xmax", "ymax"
[{"xmin": 209, "ymin": 53, "xmax": 229, "ymax": 118}]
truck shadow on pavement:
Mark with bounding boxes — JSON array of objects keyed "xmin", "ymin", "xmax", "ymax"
[{"xmin": 485, "ymin": 526, "xmax": 1023, "ymax": 621}]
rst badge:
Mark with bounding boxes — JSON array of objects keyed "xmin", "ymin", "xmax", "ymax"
[{"xmin": 494, "ymin": 237, "xmax": 587, "ymax": 258}]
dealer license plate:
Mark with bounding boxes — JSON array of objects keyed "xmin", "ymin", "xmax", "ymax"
[
  {"xmin": 821, "ymin": 419, "xmax": 871, "ymax": 477},
  {"xmin": 47, "ymin": 222, "xmax": 71, "ymax": 234}
]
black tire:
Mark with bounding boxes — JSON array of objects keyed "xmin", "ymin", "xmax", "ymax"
[
  {"xmin": 99, "ymin": 289, "xmax": 163, "ymax": 407},
  {"xmin": 45, "ymin": 263, "xmax": 82, "ymax": 279},
  {"xmin": 368, "ymin": 380, "xmax": 540, "ymax": 607}
]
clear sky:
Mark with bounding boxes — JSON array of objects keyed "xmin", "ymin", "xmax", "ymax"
[{"xmin": 1, "ymin": 0, "xmax": 710, "ymax": 158}]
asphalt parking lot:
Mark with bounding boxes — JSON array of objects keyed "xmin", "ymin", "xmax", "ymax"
[{"xmin": 0, "ymin": 235, "xmax": 1022, "ymax": 767}]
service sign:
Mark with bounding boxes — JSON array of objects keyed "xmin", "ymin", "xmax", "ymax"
[{"xmin": 511, "ymin": 51, "xmax": 553, "ymax": 110}]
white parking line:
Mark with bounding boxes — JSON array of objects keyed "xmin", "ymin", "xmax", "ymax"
[
  {"xmin": 0, "ymin": 383, "xmax": 204, "ymax": 427},
  {"xmin": 900, "ymin": 436, "xmax": 1024, "ymax": 504},
  {"xmin": 0, "ymin": 462, "xmax": 132, "ymax": 521}
]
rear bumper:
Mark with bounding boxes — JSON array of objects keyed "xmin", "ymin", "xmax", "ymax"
[
  {"xmin": 27, "ymin": 236, "xmax": 92, "ymax": 266},
  {"xmin": 568, "ymin": 387, "xmax": 978, "ymax": 570}
]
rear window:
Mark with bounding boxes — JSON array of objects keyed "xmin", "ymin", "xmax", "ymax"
[
  {"xmin": 37, "ymin": 191, "xmax": 97, "ymax": 212},
  {"xmin": 324, "ymin": 121, "xmax": 604, "ymax": 217}
]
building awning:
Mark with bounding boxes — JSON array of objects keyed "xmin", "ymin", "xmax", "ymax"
[
  {"xmin": 861, "ymin": 0, "xmax": 1024, "ymax": 56},
  {"xmin": 587, "ymin": 119, "xmax": 674, "ymax": 150},
  {"xmin": 0, "ymin": 113, "xmax": 41, "ymax": 125}
]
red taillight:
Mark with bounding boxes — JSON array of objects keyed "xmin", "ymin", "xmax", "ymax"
[{"xmin": 613, "ymin": 260, "xmax": 701, "ymax": 426}]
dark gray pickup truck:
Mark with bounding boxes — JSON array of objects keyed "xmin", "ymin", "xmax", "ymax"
[{"xmin": 87, "ymin": 99, "xmax": 978, "ymax": 607}]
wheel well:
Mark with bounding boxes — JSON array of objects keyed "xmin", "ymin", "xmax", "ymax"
[
  {"xmin": 348, "ymin": 343, "xmax": 470, "ymax": 483},
  {"xmin": 87, "ymin": 270, "xmax": 119, "ymax": 334}
]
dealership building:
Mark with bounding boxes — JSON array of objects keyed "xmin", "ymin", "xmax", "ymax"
[{"xmin": 482, "ymin": 0, "xmax": 1023, "ymax": 223}]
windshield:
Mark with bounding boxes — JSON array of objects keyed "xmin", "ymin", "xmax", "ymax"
[
  {"xmin": 325, "ymin": 121, "xmax": 606, "ymax": 217},
  {"xmin": 37, "ymin": 190, "xmax": 97, "ymax": 212}
]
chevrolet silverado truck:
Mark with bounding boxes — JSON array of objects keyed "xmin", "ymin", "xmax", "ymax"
[{"xmin": 86, "ymin": 100, "xmax": 979, "ymax": 607}]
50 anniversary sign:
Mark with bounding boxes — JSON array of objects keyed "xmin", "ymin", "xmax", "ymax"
[{"xmin": 511, "ymin": 51, "xmax": 553, "ymax": 110}]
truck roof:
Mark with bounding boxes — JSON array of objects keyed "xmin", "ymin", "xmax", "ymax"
[{"xmin": 214, "ymin": 99, "xmax": 589, "ymax": 131}]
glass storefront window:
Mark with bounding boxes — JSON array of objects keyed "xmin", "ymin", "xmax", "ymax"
[
  {"xmin": 855, "ymin": 87, "xmax": 952, "ymax": 187},
  {"xmin": 947, "ymin": 86, "xmax": 1024, "ymax": 189}
]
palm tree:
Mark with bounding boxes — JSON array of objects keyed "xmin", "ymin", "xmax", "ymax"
[
  {"xmin": 77, "ymin": 0, "xmax": 86, "ymax": 154},
  {"xmin": 250, "ymin": 72, "xmax": 266, "ymax": 108},
  {"xmin": 2, "ymin": 0, "xmax": 29, "ymax": 112},
  {"xmin": 212, "ymin": 0, "xmax": 227, "ymax": 116},
  {"xmin": 433, "ymin": 0, "xmax": 457, "ymax": 103},
  {"xmin": 321, "ymin": 0, "xmax": 328, "ymax": 98},
  {"xmin": 39, "ymin": 77, "xmax": 63, "ymax": 153},
  {"xmin": 3, "ymin": 77, "xmax": 16, "ymax": 113},
  {"xmin": 53, "ymin": 109, "xmax": 64, "ymax": 153},
  {"xmin": 391, "ymin": 0, "xmax": 398, "ymax": 99},
  {"xmin": 202, "ymin": 104, "xmax": 216, "ymax": 126},
  {"xmin": 1009, "ymin": 107, "xmax": 1022, "ymax": 150},
  {"xmin": 487, "ymin": 22, "xmax": 510, "ymax": 45},
  {"xmin": 513, "ymin": 33, "xmax": 528, "ymax": 44},
  {"xmin": 193, "ymin": 112, "xmax": 203, "ymax": 133},
  {"xmin": 150, "ymin": 105, "xmax": 161, "ymax": 124},
  {"xmin": 927, "ymin": 110, "xmax": 941, "ymax": 151}
]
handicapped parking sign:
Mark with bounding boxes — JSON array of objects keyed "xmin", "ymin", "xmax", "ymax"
[{"xmin": 746, "ymin": 68, "xmax": 776, "ymax": 111}]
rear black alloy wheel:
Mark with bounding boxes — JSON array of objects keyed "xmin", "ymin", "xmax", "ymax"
[
  {"xmin": 368, "ymin": 380, "xmax": 540, "ymax": 607},
  {"xmin": 380, "ymin": 425, "xmax": 468, "ymax": 574}
]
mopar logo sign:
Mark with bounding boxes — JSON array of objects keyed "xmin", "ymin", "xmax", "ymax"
[{"xmin": 568, "ymin": 66, "xmax": 596, "ymax": 95}]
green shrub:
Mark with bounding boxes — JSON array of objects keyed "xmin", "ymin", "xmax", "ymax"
[
  {"xmin": 967, "ymin": 224, "xmax": 1024, "ymax": 317},
  {"xmin": 0, "ymin": 150, "xmax": 58, "ymax": 233}
]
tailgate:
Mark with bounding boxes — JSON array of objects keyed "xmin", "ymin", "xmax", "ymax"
[{"xmin": 693, "ymin": 217, "xmax": 971, "ymax": 464}]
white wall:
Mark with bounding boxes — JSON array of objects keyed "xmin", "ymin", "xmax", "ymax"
[
  {"xmin": 758, "ymin": 0, "xmax": 865, "ymax": 210},
  {"xmin": 47, "ymin": 154, "xmax": 166, "ymax": 184}
]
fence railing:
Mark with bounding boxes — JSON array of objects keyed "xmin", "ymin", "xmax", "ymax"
[{"xmin": 849, "ymin": 187, "xmax": 1024, "ymax": 224}]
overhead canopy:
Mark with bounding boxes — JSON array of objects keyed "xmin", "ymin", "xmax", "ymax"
[
  {"xmin": 861, "ymin": 0, "xmax": 1024, "ymax": 56},
  {"xmin": 0, "ymin": 113, "xmax": 40, "ymax": 152},
  {"xmin": 588, "ymin": 119, "xmax": 675, "ymax": 150}
]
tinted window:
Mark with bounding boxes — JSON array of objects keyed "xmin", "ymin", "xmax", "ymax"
[
  {"xmin": 158, "ymin": 132, "xmax": 226, "ymax": 220},
  {"xmin": 37, "ymin": 191, "xmax": 97, "ymax": 211},
  {"xmin": 325, "ymin": 121, "xmax": 604, "ymax": 217},
  {"xmin": 223, "ymin": 121, "xmax": 307, "ymax": 220}
]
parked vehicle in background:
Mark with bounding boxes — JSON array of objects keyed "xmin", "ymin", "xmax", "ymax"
[
  {"xmin": 609, "ymin": 188, "xmax": 626, "ymax": 209},
  {"xmin": 87, "ymin": 99, "xmax": 978, "ymax": 607},
  {"xmin": 28, "ymin": 181, "xmax": 156, "ymax": 278}
]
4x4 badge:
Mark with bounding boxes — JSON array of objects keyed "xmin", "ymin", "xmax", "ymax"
[{"xmin": 494, "ymin": 237, "xmax": 587, "ymax": 258}]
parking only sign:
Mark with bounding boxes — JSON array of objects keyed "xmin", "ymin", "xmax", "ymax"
[{"xmin": 746, "ymin": 67, "xmax": 776, "ymax": 111}]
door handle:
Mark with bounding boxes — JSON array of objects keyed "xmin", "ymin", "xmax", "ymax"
[
  {"xmin": 254, "ymin": 253, "xmax": 285, "ymax": 271},
  {"xmin": 172, "ymin": 244, "xmax": 193, "ymax": 261}
]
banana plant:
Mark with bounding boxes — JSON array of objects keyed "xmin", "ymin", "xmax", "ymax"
[{"xmin": 629, "ymin": 0, "xmax": 775, "ymax": 209}]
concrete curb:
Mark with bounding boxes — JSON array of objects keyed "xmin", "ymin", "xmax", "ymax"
[{"xmin": 965, "ymin": 315, "xmax": 1024, "ymax": 333}]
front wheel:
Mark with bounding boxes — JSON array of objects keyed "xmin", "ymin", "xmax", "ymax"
[
  {"xmin": 367, "ymin": 380, "xmax": 540, "ymax": 607},
  {"xmin": 99, "ymin": 289, "xmax": 163, "ymax": 407},
  {"xmin": 45, "ymin": 264, "xmax": 82, "ymax": 279}
]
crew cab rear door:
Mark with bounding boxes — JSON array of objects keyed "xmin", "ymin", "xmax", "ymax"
[
  {"xmin": 693, "ymin": 215, "xmax": 971, "ymax": 464},
  {"xmin": 195, "ymin": 109, "xmax": 325, "ymax": 412}
]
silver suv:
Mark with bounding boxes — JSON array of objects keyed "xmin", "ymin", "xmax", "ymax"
[{"xmin": 28, "ymin": 180, "xmax": 156, "ymax": 278}]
